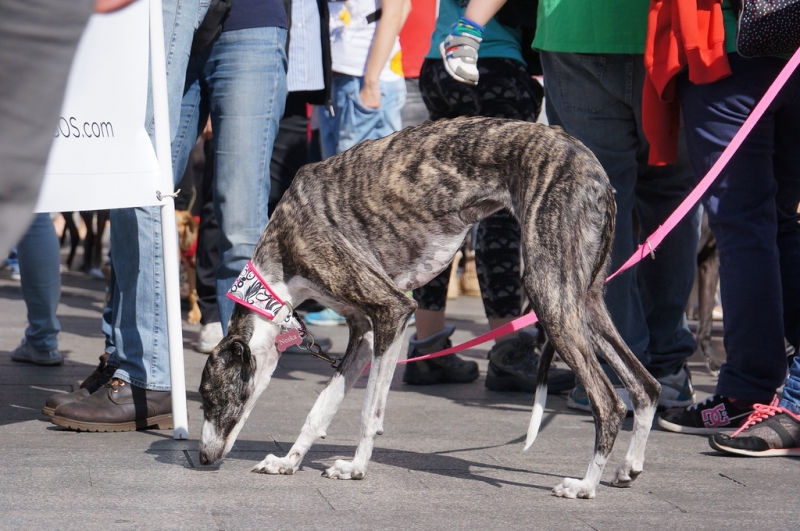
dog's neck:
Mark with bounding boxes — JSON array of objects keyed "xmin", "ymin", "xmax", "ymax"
[{"xmin": 226, "ymin": 260, "xmax": 297, "ymax": 323}]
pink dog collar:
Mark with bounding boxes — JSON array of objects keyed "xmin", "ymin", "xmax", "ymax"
[{"xmin": 227, "ymin": 261, "xmax": 297, "ymax": 327}]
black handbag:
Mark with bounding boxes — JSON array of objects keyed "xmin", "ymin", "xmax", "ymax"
[{"xmin": 735, "ymin": 0, "xmax": 800, "ymax": 57}]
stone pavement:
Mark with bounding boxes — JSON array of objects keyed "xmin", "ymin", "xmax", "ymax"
[{"xmin": 1, "ymin": 267, "xmax": 798, "ymax": 531}]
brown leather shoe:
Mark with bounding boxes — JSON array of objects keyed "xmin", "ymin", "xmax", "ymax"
[
  {"xmin": 50, "ymin": 379, "xmax": 173, "ymax": 432},
  {"xmin": 41, "ymin": 355, "xmax": 116, "ymax": 417}
]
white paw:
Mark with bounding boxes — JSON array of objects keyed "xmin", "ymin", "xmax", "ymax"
[
  {"xmin": 321, "ymin": 459, "xmax": 366, "ymax": 480},
  {"xmin": 611, "ymin": 460, "xmax": 642, "ymax": 488},
  {"xmin": 552, "ymin": 477, "xmax": 596, "ymax": 499},
  {"xmin": 251, "ymin": 454, "xmax": 297, "ymax": 475}
]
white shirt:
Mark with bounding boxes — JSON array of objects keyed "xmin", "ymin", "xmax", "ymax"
[{"xmin": 327, "ymin": 0, "xmax": 403, "ymax": 81}]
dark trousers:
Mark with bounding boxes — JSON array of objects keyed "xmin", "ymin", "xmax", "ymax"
[
  {"xmin": 679, "ymin": 53, "xmax": 800, "ymax": 402},
  {"xmin": 269, "ymin": 92, "xmax": 311, "ymax": 215}
]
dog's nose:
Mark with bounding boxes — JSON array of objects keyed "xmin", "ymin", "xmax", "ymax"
[{"xmin": 199, "ymin": 451, "xmax": 211, "ymax": 465}]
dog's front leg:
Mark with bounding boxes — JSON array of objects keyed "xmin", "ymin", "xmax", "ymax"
[
  {"xmin": 322, "ymin": 325, "xmax": 405, "ymax": 480},
  {"xmin": 252, "ymin": 328, "xmax": 373, "ymax": 476}
]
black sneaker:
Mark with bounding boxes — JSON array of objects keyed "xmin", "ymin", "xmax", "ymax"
[
  {"xmin": 403, "ymin": 325, "xmax": 479, "ymax": 385},
  {"xmin": 708, "ymin": 397, "xmax": 800, "ymax": 457},
  {"xmin": 658, "ymin": 394, "xmax": 756, "ymax": 435},
  {"xmin": 485, "ymin": 331, "xmax": 575, "ymax": 394}
]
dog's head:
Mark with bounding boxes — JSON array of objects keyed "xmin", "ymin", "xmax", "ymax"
[
  {"xmin": 175, "ymin": 210, "xmax": 199, "ymax": 253},
  {"xmin": 198, "ymin": 307, "xmax": 281, "ymax": 465}
]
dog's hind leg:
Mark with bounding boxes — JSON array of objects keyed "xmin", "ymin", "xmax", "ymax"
[
  {"xmin": 585, "ymin": 280, "xmax": 660, "ymax": 488},
  {"xmin": 253, "ymin": 315, "xmax": 374, "ymax": 475},
  {"xmin": 323, "ymin": 294, "xmax": 415, "ymax": 480},
  {"xmin": 545, "ymin": 316, "xmax": 626, "ymax": 499}
]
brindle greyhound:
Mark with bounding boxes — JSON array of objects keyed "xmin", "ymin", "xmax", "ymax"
[{"xmin": 197, "ymin": 116, "xmax": 661, "ymax": 499}]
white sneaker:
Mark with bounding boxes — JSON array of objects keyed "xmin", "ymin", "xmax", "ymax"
[{"xmin": 195, "ymin": 322, "xmax": 223, "ymax": 354}]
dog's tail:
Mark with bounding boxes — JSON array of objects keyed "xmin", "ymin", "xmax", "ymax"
[{"xmin": 524, "ymin": 340, "xmax": 555, "ymax": 451}]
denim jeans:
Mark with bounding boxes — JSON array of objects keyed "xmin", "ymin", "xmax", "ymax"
[
  {"xmin": 318, "ymin": 74, "xmax": 406, "ymax": 158},
  {"xmin": 171, "ymin": 27, "xmax": 288, "ymax": 332},
  {"xmin": 107, "ymin": 0, "xmax": 209, "ymax": 390},
  {"xmin": 17, "ymin": 213, "xmax": 61, "ymax": 352},
  {"xmin": 540, "ymin": 51, "xmax": 700, "ymax": 380},
  {"xmin": 679, "ymin": 53, "xmax": 800, "ymax": 405}
]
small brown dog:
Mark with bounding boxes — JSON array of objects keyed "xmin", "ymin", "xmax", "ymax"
[{"xmin": 176, "ymin": 210, "xmax": 201, "ymax": 324}]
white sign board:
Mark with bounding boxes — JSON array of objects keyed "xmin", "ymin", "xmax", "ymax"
[{"xmin": 36, "ymin": 0, "xmax": 161, "ymax": 213}]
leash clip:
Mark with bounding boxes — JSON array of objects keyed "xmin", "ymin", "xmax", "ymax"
[
  {"xmin": 309, "ymin": 341, "xmax": 341, "ymax": 369},
  {"xmin": 295, "ymin": 314, "xmax": 341, "ymax": 369}
]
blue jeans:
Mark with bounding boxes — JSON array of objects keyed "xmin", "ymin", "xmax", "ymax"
[
  {"xmin": 541, "ymin": 51, "xmax": 700, "ymax": 380},
  {"xmin": 679, "ymin": 53, "xmax": 800, "ymax": 406},
  {"xmin": 17, "ymin": 213, "xmax": 61, "ymax": 352},
  {"xmin": 171, "ymin": 27, "xmax": 288, "ymax": 332},
  {"xmin": 107, "ymin": 0, "xmax": 209, "ymax": 390},
  {"xmin": 318, "ymin": 74, "xmax": 406, "ymax": 158}
]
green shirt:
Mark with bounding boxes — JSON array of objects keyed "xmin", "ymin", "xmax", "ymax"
[{"xmin": 533, "ymin": 1, "xmax": 650, "ymax": 54}]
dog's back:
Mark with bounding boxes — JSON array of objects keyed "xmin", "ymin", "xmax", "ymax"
[{"xmin": 262, "ymin": 117, "xmax": 613, "ymax": 295}]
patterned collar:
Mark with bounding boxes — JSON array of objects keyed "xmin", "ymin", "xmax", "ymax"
[{"xmin": 226, "ymin": 261, "xmax": 301, "ymax": 329}]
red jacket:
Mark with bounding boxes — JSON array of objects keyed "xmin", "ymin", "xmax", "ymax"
[{"xmin": 643, "ymin": 0, "xmax": 731, "ymax": 165}]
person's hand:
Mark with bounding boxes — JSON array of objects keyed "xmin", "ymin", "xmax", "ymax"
[
  {"xmin": 359, "ymin": 79, "xmax": 382, "ymax": 109},
  {"xmin": 95, "ymin": 0, "xmax": 137, "ymax": 13},
  {"xmin": 440, "ymin": 17, "xmax": 484, "ymax": 85},
  {"xmin": 201, "ymin": 117, "xmax": 213, "ymax": 140}
]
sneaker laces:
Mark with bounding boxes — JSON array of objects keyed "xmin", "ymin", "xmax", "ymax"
[
  {"xmin": 687, "ymin": 394, "xmax": 718, "ymax": 411},
  {"xmin": 731, "ymin": 396, "xmax": 800, "ymax": 437}
]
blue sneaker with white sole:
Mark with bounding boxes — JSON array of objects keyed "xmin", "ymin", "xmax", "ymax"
[
  {"xmin": 567, "ymin": 363, "xmax": 696, "ymax": 412},
  {"xmin": 304, "ymin": 308, "xmax": 346, "ymax": 326}
]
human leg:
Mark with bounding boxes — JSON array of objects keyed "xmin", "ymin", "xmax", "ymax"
[
  {"xmin": 269, "ymin": 93, "xmax": 310, "ymax": 215},
  {"xmin": 194, "ymin": 138, "xmax": 224, "ymax": 353},
  {"xmin": 660, "ymin": 54, "xmax": 800, "ymax": 435},
  {"xmin": 108, "ymin": 0, "xmax": 206, "ymax": 390},
  {"xmin": 541, "ymin": 51, "xmax": 699, "ymax": 408},
  {"xmin": 678, "ymin": 54, "xmax": 794, "ymax": 403},
  {"xmin": 404, "ymin": 59, "xmax": 567, "ymax": 390},
  {"xmin": 633, "ymin": 120, "xmax": 700, "ymax": 385},
  {"xmin": 540, "ymin": 51, "xmax": 648, "ymax": 369},
  {"xmin": 50, "ymin": 0, "xmax": 206, "ymax": 431},
  {"xmin": 12, "ymin": 213, "xmax": 63, "ymax": 365},
  {"xmin": 401, "ymin": 60, "xmax": 490, "ymax": 385},
  {"xmin": 207, "ymin": 27, "xmax": 288, "ymax": 330}
]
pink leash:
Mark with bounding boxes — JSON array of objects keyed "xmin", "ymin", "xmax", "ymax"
[{"xmin": 399, "ymin": 48, "xmax": 800, "ymax": 366}]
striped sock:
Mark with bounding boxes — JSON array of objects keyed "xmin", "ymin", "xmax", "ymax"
[{"xmin": 450, "ymin": 16, "xmax": 485, "ymax": 41}]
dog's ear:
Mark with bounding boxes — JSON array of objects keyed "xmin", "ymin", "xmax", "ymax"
[{"xmin": 219, "ymin": 336, "xmax": 256, "ymax": 382}]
